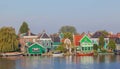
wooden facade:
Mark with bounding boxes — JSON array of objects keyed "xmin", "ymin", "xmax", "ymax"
[
  {"xmin": 27, "ymin": 43, "xmax": 45, "ymax": 54},
  {"xmin": 79, "ymin": 35, "xmax": 93, "ymax": 52},
  {"xmin": 38, "ymin": 31, "xmax": 53, "ymax": 51}
]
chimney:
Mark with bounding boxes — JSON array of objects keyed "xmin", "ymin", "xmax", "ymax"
[{"xmin": 28, "ymin": 30, "xmax": 31, "ymax": 36}]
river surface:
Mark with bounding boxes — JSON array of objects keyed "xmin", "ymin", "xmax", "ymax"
[{"xmin": 0, "ymin": 54, "xmax": 120, "ymax": 69}]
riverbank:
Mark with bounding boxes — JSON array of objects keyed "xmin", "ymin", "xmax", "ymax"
[
  {"xmin": 0, "ymin": 51, "xmax": 117, "ymax": 57},
  {"xmin": 0, "ymin": 52, "xmax": 23, "ymax": 57}
]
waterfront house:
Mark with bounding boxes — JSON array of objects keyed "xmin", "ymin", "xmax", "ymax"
[
  {"xmin": 91, "ymin": 31, "xmax": 109, "ymax": 50},
  {"xmin": 73, "ymin": 34, "xmax": 93, "ymax": 52},
  {"xmin": 50, "ymin": 33, "xmax": 61, "ymax": 50},
  {"xmin": 79, "ymin": 35, "xmax": 93, "ymax": 52},
  {"xmin": 37, "ymin": 31, "xmax": 53, "ymax": 52},
  {"xmin": 108, "ymin": 33, "xmax": 120, "ymax": 50},
  {"xmin": 19, "ymin": 30, "xmax": 38, "ymax": 52},
  {"xmin": 27, "ymin": 42, "xmax": 45, "ymax": 55},
  {"xmin": 73, "ymin": 34, "xmax": 83, "ymax": 47}
]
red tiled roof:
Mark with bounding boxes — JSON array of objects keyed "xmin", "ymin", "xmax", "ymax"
[
  {"xmin": 60, "ymin": 38, "xmax": 65, "ymax": 43},
  {"xmin": 73, "ymin": 35, "xmax": 83, "ymax": 46},
  {"xmin": 108, "ymin": 33, "xmax": 120, "ymax": 38}
]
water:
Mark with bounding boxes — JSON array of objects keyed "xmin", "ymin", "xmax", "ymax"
[{"xmin": 0, "ymin": 55, "xmax": 120, "ymax": 69}]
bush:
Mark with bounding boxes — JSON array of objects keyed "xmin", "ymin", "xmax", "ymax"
[
  {"xmin": 101, "ymin": 49, "xmax": 107, "ymax": 53},
  {"xmin": 55, "ymin": 45, "xmax": 66, "ymax": 53}
]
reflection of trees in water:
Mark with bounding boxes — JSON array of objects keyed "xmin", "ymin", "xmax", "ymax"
[
  {"xmin": 99, "ymin": 55, "xmax": 105, "ymax": 63},
  {"xmin": 97, "ymin": 54, "xmax": 116, "ymax": 63},
  {"xmin": 75, "ymin": 55, "xmax": 120, "ymax": 64},
  {"xmin": 72, "ymin": 56, "xmax": 94, "ymax": 64},
  {"xmin": 0, "ymin": 58, "xmax": 15, "ymax": 69},
  {"xmin": 21, "ymin": 56, "xmax": 53, "ymax": 69},
  {"xmin": 116, "ymin": 55, "xmax": 120, "ymax": 62},
  {"xmin": 93, "ymin": 55, "xmax": 98, "ymax": 63},
  {"xmin": 107, "ymin": 55, "xmax": 116, "ymax": 62}
]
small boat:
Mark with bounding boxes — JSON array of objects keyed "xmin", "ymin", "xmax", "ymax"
[
  {"xmin": 76, "ymin": 52, "xmax": 93, "ymax": 56},
  {"xmin": 52, "ymin": 53, "xmax": 64, "ymax": 57},
  {"xmin": 0, "ymin": 52, "xmax": 23, "ymax": 57},
  {"xmin": 114, "ymin": 50, "xmax": 120, "ymax": 55}
]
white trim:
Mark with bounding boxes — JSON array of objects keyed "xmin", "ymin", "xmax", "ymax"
[
  {"xmin": 40, "ymin": 32, "xmax": 50, "ymax": 38},
  {"xmin": 29, "ymin": 42, "xmax": 45, "ymax": 49},
  {"xmin": 80, "ymin": 35, "xmax": 92, "ymax": 43},
  {"xmin": 40, "ymin": 38, "xmax": 52, "ymax": 40},
  {"xmin": 23, "ymin": 36, "xmax": 38, "ymax": 38}
]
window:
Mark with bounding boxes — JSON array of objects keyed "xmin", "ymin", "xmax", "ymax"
[
  {"xmin": 92, "ymin": 40, "xmax": 94, "ymax": 43},
  {"xmin": 85, "ymin": 47, "xmax": 87, "ymax": 50},
  {"xmin": 105, "ymin": 40, "xmax": 108, "ymax": 43},
  {"xmin": 32, "ymin": 48, "xmax": 40, "ymax": 52},
  {"xmin": 82, "ymin": 47, "xmax": 84, "ymax": 51},
  {"xmin": 88, "ymin": 47, "xmax": 90, "ymax": 50}
]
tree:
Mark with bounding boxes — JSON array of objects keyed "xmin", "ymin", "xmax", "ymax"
[
  {"xmin": 63, "ymin": 32, "xmax": 73, "ymax": 41},
  {"xmin": 0, "ymin": 27, "xmax": 18, "ymax": 53},
  {"xmin": 59, "ymin": 25, "xmax": 77, "ymax": 34},
  {"xmin": 93, "ymin": 44, "xmax": 98, "ymax": 50},
  {"xmin": 99, "ymin": 35, "xmax": 105, "ymax": 50},
  {"xmin": 97, "ymin": 30, "xmax": 109, "ymax": 37},
  {"xmin": 108, "ymin": 39, "xmax": 116, "ymax": 51},
  {"xmin": 101, "ymin": 30, "xmax": 109, "ymax": 35},
  {"xmin": 19, "ymin": 21, "xmax": 29, "ymax": 34},
  {"xmin": 56, "ymin": 44, "xmax": 66, "ymax": 52}
]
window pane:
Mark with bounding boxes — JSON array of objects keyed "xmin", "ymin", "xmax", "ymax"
[{"xmin": 82, "ymin": 47, "xmax": 84, "ymax": 50}]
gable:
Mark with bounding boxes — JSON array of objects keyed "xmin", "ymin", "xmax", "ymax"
[
  {"xmin": 28, "ymin": 43, "xmax": 46, "ymax": 54},
  {"xmin": 80, "ymin": 35, "xmax": 92, "ymax": 43},
  {"xmin": 51, "ymin": 36, "xmax": 60, "ymax": 42},
  {"xmin": 91, "ymin": 31, "xmax": 107, "ymax": 38},
  {"xmin": 41, "ymin": 33, "xmax": 50, "ymax": 38},
  {"xmin": 29, "ymin": 43, "xmax": 45, "ymax": 49},
  {"xmin": 73, "ymin": 35, "xmax": 83, "ymax": 46}
]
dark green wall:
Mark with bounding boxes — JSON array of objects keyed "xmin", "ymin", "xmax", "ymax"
[{"xmin": 28, "ymin": 43, "xmax": 45, "ymax": 54}]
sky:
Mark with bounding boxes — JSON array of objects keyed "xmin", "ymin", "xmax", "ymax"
[{"xmin": 0, "ymin": 0, "xmax": 120, "ymax": 34}]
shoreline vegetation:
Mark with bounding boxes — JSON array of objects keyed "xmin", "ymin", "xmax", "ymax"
[{"xmin": 0, "ymin": 51, "xmax": 115, "ymax": 57}]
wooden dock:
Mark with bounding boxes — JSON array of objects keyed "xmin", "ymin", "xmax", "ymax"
[{"xmin": 23, "ymin": 54, "xmax": 41, "ymax": 56}]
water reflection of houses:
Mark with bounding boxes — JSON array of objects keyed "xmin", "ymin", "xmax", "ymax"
[
  {"xmin": 72, "ymin": 56, "xmax": 94, "ymax": 64},
  {"xmin": 65, "ymin": 56, "xmax": 73, "ymax": 64},
  {"xmin": 80, "ymin": 56, "xmax": 94, "ymax": 64},
  {"xmin": 21, "ymin": 56, "xmax": 53, "ymax": 69}
]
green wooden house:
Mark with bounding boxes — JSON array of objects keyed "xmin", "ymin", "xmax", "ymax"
[
  {"xmin": 38, "ymin": 31, "xmax": 53, "ymax": 50},
  {"xmin": 27, "ymin": 43, "xmax": 46, "ymax": 54},
  {"xmin": 79, "ymin": 35, "xmax": 93, "ymax": 52},
  {"xmin": 50, "ymin": 33, "xmax": 62, "ymax": 50}
]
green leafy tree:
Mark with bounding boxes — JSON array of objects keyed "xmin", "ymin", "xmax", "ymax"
[
  {"xmin": 99, "ymin": 35, "xmax": 105, "ymax": 50},
  {"xmin": 108, "ymin": 39, "xmax": 116, "ymax": 50},
  {"xmin": 56, "ymin": 44, "xmax": 66, "ymax": 52},
  {"xmin": 59, "ymin": 25, "xmax": 77, "ymax": 34},
  {"xmin": 99, "ymin": 30, "xmax": 109, "ymax": 36},
  {"xmin": 19, "ymin": 22, "xmax": 29, "ymax": 34},
  {"xmin": 63, "ymin": 32, "xmax": 73, "ymax": 41},
  {"xmin": 0, "ymin": 27, "xmax": 18, "ymax": 53},
  {"xmin": 93, "ymin": 44, "xmax": 98, "ymax": 50}
]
